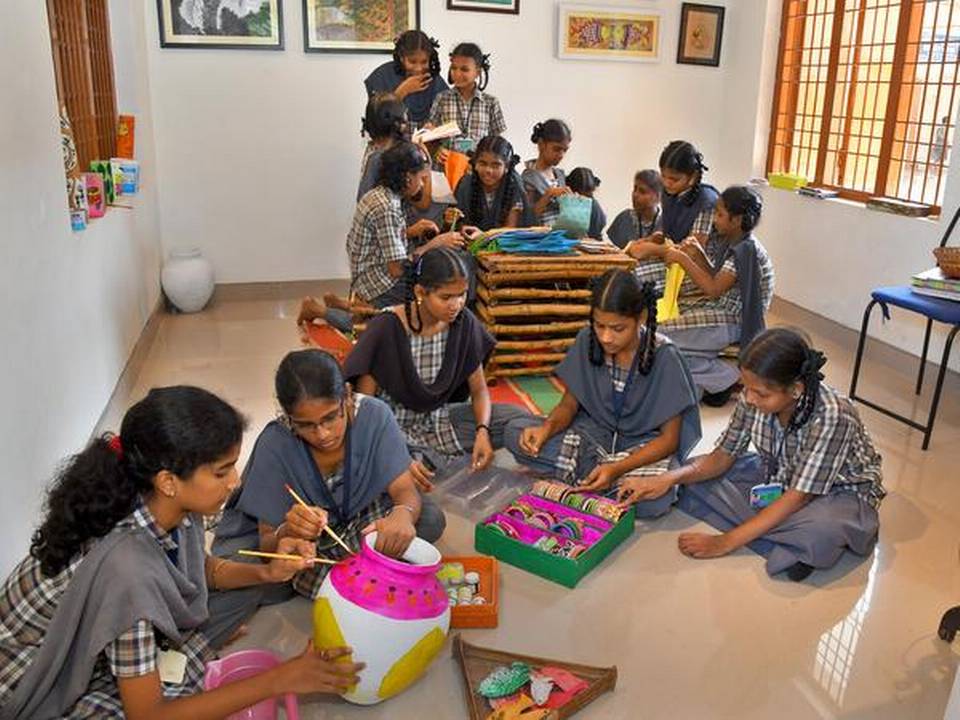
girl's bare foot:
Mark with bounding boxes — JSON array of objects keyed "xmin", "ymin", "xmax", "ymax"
[
  {"xmin": 322, "ymin": 293, "xmax": 353, "ymax": 312},
  {"xmin": 297, "ymin": 296, "xmax": 327, "ymax": 325}
]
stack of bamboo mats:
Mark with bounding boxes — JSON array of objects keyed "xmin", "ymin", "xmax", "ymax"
[{"xmin": 475, "ymin": 250, "xmax": 637, "ymax": 378}]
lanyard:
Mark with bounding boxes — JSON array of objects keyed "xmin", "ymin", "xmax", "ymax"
[
  {"xmin": 456, "ymin": 93, "xmax": 478, "ymax": 138},
  {"xmin": 610, "ymin": 351, "xmax": 640, "ymax": 452},
  {"xmin": 763, "ymin": 415, "xmax": 788, "ymax": 484},
  {"xmin": 300, "ymin": 422, "xmax": 353, "ymax": 524}
]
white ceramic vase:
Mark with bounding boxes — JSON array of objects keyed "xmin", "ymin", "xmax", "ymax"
[{"xmin": 161, "ymin": 248, "xmax": 214, "ymax": 313}]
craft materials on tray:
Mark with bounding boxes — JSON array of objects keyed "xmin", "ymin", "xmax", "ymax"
[
  {"xmin": 313, "ymin": 533, "xmax": 449, "ymax": 705},
  {"xmin": 475, "ymin": 481, "xmax": 634, "ymax": 588},
  {"xmin": 454, "ymin": 635, "xmax": 617, "ymax": 720}
]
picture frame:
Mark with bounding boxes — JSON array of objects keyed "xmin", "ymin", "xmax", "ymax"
[
  {"xmin": 303, "ymin": 0, "xmax": 420, "ymax": 54},
  {"xmin": 156, "ymin": 0, "xmax": 283, "ymax": 50},
  {"xmin": 446, "ymin": 0, "xmax": 519, "ymax": 14},
  {"xmin": 677, "ymin": 2, "xmax": 725, "ymax": 67},
  {"xmin": 557, "ymin": 4, "xmax": 660, "ymax": 63}
]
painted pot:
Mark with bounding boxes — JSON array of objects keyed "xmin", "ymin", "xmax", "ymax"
[
  {"xmin": 313, "ymin": 532, "xmax": 450, "ymax": 705},
  {"xmin": 161, "ymin": 248, "xmax": 214, "ymax": 313}
]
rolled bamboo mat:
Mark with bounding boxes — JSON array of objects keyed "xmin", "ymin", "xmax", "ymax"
[
  {"xmin": 483, "ymin": 270, "xmax": 625, "ymax": 286},
  {"xmin": 484, "ymin": 320, "xmax": 588, "ymax": 335},
  {"xmin": 494, "ymin": 337, "xmax": 576, "ymax": 351},
  {"xmin": 488, "ymin": 364, "xmax": 559, "ymax": 377},
  {"xmin": 493, "ymin": 352, "xmax": 567, "ymax": 364},
  {"xmin": 477, "ymin": 285, "xmax": 592, "ymax": 303},
  {"xmin": 480, "ymin": 302, "xmax": 591, "ymax": 319}
]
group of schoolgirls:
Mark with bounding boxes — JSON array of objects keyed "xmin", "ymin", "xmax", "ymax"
[{"xmin": 0, "ymin": 29, "xmax": 886, "ymax": 720}]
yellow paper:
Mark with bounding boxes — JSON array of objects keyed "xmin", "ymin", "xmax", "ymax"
[{"xmin": 657, "ymin": 262, "xmax": 685, "ymax": 321}]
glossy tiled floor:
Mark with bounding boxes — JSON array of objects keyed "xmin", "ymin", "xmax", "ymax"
[{"xmin": 103, "ymin": 289, "xmax": 960, "ymax": 719}]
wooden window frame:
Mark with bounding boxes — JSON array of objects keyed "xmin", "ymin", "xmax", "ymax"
[
  {"xmin": 46, "ymin": 0, "xmax": 118, "ymax": 171},
  {"xmin": 767, "ymin": 0, "xmax": 956, "ymax": 212}
]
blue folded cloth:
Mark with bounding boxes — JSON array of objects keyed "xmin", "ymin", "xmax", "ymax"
[{"xmin": 496, "ymin": 229, "xmax": 579, "ymax": 254}]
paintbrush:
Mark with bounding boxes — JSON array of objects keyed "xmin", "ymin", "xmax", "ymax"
[
  {"xmin": 237, "ymin": 549, "xmax": 338, "ymax": 565},
  {"xmin": 285, "ymin": 483, "xmax": 355, "ymax": 555}
]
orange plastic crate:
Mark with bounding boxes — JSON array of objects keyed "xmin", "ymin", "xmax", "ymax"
[{"xmin": 441, "ymin": 555, "xmax": 500, "ymax": 629}]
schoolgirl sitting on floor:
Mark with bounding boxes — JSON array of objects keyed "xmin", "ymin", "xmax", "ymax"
[
  {"xmin": 505, "ymin": 270, "xmax": 701, "ymax": 519},
  {"xmin": 623, "ymin": 329, "xmax": 885, "ymax": 581},
  {"xmin": 344, "ymin": 248, "xmax": 528, "ymax": 488}
]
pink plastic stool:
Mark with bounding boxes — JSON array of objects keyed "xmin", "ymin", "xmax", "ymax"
[{"xmin": 204, "ymin": 649, "xmax": 300, "ymax": 720}]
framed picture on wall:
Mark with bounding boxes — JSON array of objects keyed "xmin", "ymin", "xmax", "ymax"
[
  {"xmin": 303, "ymin": 0, "xmax": 420, "ymax": 53},
  {"xmin": 446, "ymin": 0, "xmax": 519, "ymax": 14},
  {"xmin": 677, "ymin": 3, "xmax": 725, "ymax": 67},
  {"xmin": 557, "ymin": 4, "xmax": 660, "ymax": 63},
  {"xmin": 156, "ymin": 0, "xmax": 284, "ymax": 49}
]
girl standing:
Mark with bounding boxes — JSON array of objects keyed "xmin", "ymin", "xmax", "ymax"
[
  {"xmin": 622, "ymin": 329, "xmax": 885, "ymax": 581},
  {"xmin": 0, "ymin": 387, "xmax": 362, "ymax": 719},
  {"xmin": 364, "ymin": 30, "xmax": 447, "ymax": 130},
  {"xmin": 659, "ymin": 185, "xmax": 775, "ymax": 405},
  {"xmin": 213, "ymin": 350, "xmax": 445, "ymax": 602},
  {"xmin": 566, "ymin": 166, "xmax": 607, "ymax": 239},
  {"xmin": 344, "ymin": 248, "xmax": 528, "ymax": 486},
  {"xmin": 429, "ymin": 42, "xmax": 506, "ymax": 164},
  {"xmin": 504, "ymin": 270, "xmax": 702, "ymax": 519},
  {"xmin": 454, "ymin": 135, "xmax": 525, "ymax": 230},
  {"xmin": 522, "ymin": 119, "xmax": 572, "ymax": 226}
]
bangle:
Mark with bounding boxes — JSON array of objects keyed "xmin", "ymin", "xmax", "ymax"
[
  {"xmin": 389, "ymin": 504, "xmax": 416, "ymax": 517},
  {"xmin": 274, "ymin": 522, "xmax": 287, "ymax": 539},
  {"xmin": 476, "ymin": 423, "xmax": 490, "ymax": 435},
  {"xmin": 209, "ymin": 557, "xmax": 228, "ymax": 591}
]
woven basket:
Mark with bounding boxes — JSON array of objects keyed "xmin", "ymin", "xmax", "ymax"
[{"xmin": 934, "ymin": 246, "xmax": 960, "ymax": 279}]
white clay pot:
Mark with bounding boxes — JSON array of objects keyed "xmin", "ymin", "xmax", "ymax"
[
  {"xmin": 161, "ymin": 248, "xmax": 214, "ymax": 313},
  {"xmin": 313, "ymin": 533, "xmax": 450, "ymax": 705}
]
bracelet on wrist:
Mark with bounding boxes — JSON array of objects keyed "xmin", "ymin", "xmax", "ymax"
[
  {"xmin": 475, "ymin": 423, "xmax": 491, "ymax": 435},
  {"xmin": 389, "ymin": 504, "xmax": 416, "ymax": 517}
]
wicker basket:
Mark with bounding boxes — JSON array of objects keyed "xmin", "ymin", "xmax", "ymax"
[{"xmin": 934, "ymin": 246, "xmax": 960, "ymax": 279}]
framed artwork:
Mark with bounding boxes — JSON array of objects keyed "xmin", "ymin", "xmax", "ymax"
[
  {"xmin": 557, "ymin": 4, "xmax": 660, "ymax": 63},
  {"xmin": 156, "ymin": 0, "xmax": 283, "ymax": 49},
  {"xmin": 446, "ymin": 0, "xmax": 519, "ymax": 14},
  {"xmin": 303, "ymin": 0, "xmax": 420, "ymax": 53},
  {"xmin": 677, "ymin": 3, "xmax": 725, "ymax": 67}
]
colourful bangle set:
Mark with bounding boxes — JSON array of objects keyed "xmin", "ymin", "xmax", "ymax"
[{"xmin": 531, "ymin": 480, "xmax": 626, "ymax": 523}]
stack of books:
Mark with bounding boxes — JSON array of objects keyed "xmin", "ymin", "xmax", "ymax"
[{"xmin": 912, "ymin": 267, "xmax": 960, "ymax": 301}]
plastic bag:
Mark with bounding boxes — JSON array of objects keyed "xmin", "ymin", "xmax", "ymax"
[{"xmin": 552, "ymin": 194, "xmax": 592, "ymax": 238}]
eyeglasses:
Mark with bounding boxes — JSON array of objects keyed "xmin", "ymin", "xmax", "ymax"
[{"xmin": 284, "ymin": 401, "xmax": 345, "ymax": 434}]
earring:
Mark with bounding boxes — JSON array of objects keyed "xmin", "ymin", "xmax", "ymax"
[{"xmin": 416, "ymin": 298, "xmax": 422, "ymax": 306}]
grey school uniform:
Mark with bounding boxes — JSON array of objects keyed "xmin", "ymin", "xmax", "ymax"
[
  {"xmin": 661, "ymin": 234, "xmax": 776, "ymax": 395},
  {"xmin": 607, "ymin": 206, "xmax": 662, "ymax": 249},
  {"xmin": 522, "ymin": 161, "xmax": 566, "ymax": 226},
  {"xmin": 505, "ymin": 328, "xmax": 702, "ymax": 519},
  {"xmin": 678, "ymin": 385, "xmax": 885, "ymax": 576}
]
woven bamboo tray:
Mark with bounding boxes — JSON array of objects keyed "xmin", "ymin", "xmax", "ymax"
[
  {"xmin": 488, "ymin": 364, "xmax": 560, "ymax": 378},
  {"xmin": 477, "ymin": 251, "xmax": 635, "ymax": 273},
  {"xmin": 453, "ymin": 635, "xmax": 617, "ymax": 720},
  {"xmin": 484, "ymin": 320, "xmax": 588, "ymax": 336},
  {"xmin": 494, "ymin": 338, "xmax": 576, "ymax": 352},
  {"xmin": 493, "ymin": 351, "xmax": 568, "ymax": 364},
  {"xmin": 479, "ymin": 302, "xmax": 591, "ymax": 320}
]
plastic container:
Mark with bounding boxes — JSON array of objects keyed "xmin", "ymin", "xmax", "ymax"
[
  {"xmin": 204, "ymin": 649, "xmax": 299, "ymax": 720},
  {"xmin": 442, "ymin": 555, "xmax": 500, "ymax": 629}
]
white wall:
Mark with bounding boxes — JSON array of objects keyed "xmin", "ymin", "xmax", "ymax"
[
  {"xmin": 145, "ymin": 0, "xmax": 731, "ymax": 282},
  {"xmin": 0, "ymin": 0, "xmax": 163, "ymax": 574}
]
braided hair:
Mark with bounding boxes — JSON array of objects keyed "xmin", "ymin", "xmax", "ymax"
[
  {"xmin": 740, "ymin": 328, "xmax": 826, "ymax": 431},
  {"xmin": 531, "ymin": 119, "xmax": 572, "ymax": 145},
  {"xmin": 659, "ymin": 140, "xmax": 708, "ymax": 206},
  {"xmin": 392, "ymin": 30, "xmax": 442, "ymax": 77},
  {"xmin": 719, "ymin": 184, "xmax": 763, "ymax": 233},
  {"xmin": 403, "ymin": 247, "xmax": 470, "ymax": 334},
  {"xmin": 361, "ymin": 93, "xmax": 409, "ymax": 141},
  {"xmin": 377, "ymin": 141, "xmax": 428, "ymax": 194},
  {"xmin": 448, "ymin": 42, "xmax": 491, "ymax": 91},
  {"xmin": 30, "ymin": 387, "xmax": 246, "ymax": 576},
  {"xmin": 468, "ymin": 136, "xmax": 521, "ymax": 228},
  {"xmin": 588, "ymin": 269, "xmax": 660, "ymax": 376},
  {"xmin": 567, "ymin": 167, "xmax": 601, "ymax": 196}
]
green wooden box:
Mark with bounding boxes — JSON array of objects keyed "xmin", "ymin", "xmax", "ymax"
[{"xmin": 474, "ymin": 495, "xmax": 635, "ymax": 588}]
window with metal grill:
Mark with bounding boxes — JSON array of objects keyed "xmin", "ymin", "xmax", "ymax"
[
  {"xmin": 767, "ymin": 0, "xmax": 960, "ymax": 211},
  {"xmin": 47, "ymin": 0, "xmax": 117, "ymax": 171}
]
